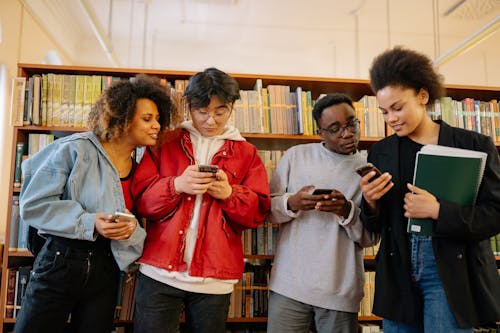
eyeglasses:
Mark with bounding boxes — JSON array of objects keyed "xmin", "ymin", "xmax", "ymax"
[
  {"xmin": 190, "ymin": 107, "xmax": 232, "ymax": 121},
  {"xmin": 319, "ymin": 119, "xmax": 360, "ymax": 137}
]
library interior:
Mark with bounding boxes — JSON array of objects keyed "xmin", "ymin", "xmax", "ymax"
[{"xmin": 0, "ymin": 0, "xmax": 499, "ymax": 332}]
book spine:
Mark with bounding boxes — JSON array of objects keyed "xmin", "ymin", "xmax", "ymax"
[
  {"xmin": 8, "ymin": 196, "xmax": 20, "ymax": 250},
  {"xmin": 10, "ymin": 77, "xmax": 26, "ymax": 126},
  {"xmin": 13, "ymin": 142, "xmax": 25, "ymax": 188}
]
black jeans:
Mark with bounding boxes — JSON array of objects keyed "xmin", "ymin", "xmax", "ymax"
[
  {"xmin": 133, "ymin": 272, "xmax": 231, "ymax": 333},
  {"xmin": 14, "ymin": 235, "xmax": 120, "ymax": 333}
]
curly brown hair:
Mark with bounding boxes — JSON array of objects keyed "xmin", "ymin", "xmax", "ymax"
[
  {"xmin": 369, "ymin": 46, "xmax": 446, "ymax": 104},
  {"xmin": 88, "ymin": 74, "xmax": 174, "ymax": 141}
]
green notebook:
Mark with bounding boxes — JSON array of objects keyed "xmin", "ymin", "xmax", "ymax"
[{"xmin": 407, "ymin": 144, "xmax": 487, "ymax": 236}]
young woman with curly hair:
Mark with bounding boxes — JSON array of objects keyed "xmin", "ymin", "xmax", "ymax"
[{"xmin": 15, "ymin": 74, "xmax": 174, "ymax": 333}]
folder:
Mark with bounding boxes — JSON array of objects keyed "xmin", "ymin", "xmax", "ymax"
[{"xmin": 407, "ymin": 144, "xmax": 487, "ymax": 236}]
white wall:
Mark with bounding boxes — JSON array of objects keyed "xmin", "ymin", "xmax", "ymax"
[{"xmin": 0, "ymin": 1, "xmax": 71, "ymax": 241}]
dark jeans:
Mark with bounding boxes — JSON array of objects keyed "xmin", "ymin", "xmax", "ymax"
[
  {"xmin": 133, "ymin": 271, "xmax": 231, "ymax": 333},
  {"xmin": 14, "ymin": 236, "xmax": 120, "ymax": 333}
]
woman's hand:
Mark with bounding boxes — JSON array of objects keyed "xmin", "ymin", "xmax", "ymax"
[
  {"xmin": 404, "ymin": 183, "xmax": 440, "ymax": 220},
  {"xmin": 360, "ymin": 171, "xmax": 394, "ymax": 213},
  {"xmin": 94, "ymin": 212, "xmax": 137, "ymax": 240}
]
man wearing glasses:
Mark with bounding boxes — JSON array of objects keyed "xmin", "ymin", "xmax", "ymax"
[
  {"xmin": 267, "ymin": 93, "xmax": 380, "ymax": 333},
  {"xmin": 131, "ymin": 67, "xmax": 271, "ymax": 333}
]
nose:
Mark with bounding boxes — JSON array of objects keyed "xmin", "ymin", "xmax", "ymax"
[
  {"xmin": 205, "ymin": 115, "xmax": 216, "ymax": 124},
  {"xmin": 152, "ymin": 118, "xmax": 160, "ymax": 129},
  {"xmin": 386, "ymin": 111, "xmax": 398, "ymax": 123}
]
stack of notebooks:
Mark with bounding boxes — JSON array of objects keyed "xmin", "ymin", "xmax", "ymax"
[{"xmin": 408, "ymin": 144, "xmax": 487, "ymax": 236}]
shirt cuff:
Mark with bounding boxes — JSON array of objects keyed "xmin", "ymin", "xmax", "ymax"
[
  {"xmin": 338, "ymin": 200, "xmax": 355, "ymax": 226},
  {"xmin": 283, "ymin": 194, "xmax": 300, "ymax": 218}
]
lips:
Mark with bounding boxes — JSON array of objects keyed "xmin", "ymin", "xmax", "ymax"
[
  {"xmin": 391, "ymin": 124, "xmax": 403, "ymax": 132},
  {"xmin": 149, "ymin": 133, "xmax": 159, "ymax": 140}
]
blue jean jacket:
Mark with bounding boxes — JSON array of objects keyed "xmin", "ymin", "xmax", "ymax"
[{"xmin": 20, "ymin": 131, "xmax": 145, "ymax": 271}]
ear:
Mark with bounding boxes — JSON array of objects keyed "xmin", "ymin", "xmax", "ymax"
[{"xmin": 418, "ymin": 88, "xmax": 429, "ymax": 104}]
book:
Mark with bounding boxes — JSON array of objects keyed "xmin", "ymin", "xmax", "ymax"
[
  {"xmin": 10, "ymin": 77, "xmax": 26, "ymax": 126},
  {"xmin": 9, "ymin": 196, "xmax": 20, "ymax": 251},
  {"xmin": 31, "ymin": 74, "xmax": 42, "ymax": 125},
  {"xmin": 13, "ymin": 142, "xmax": 26, "ymax": 188},
  {"xmin": 408, "ymin": 144, "xmax": 487, "ymax": 235}
]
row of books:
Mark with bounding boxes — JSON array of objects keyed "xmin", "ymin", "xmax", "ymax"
[
  {"xmin": 359, "ymin": 324, "xmax": 383, "ymax": 333},
  {"xmin": 242, "ymin": 222, "xmax": 278, "ymax": 256},
  {"xmin": 114, "ymin": 271, "xmax": 137, "ymax": 321},
  {"xmin": 490, "ymin": 234, "xmax": 500, "ymax": 256},
  {"xmin": 9, "ymin": 74, "xmax": 385, "ymax": 138},
  {"xmin": 8, "ymin": 196, "xmax": 29, "ymax": 252},
  {"xmin": 5, "ymin": 266, "xmax": 137, "ymax": 321},
  {"xmin": 10, "ymin": 74, "xmax": 104, "ymax": 128},
  {"xmin": 4, "ymin": 266, "xmax": 31, "ymax": 318},
  {"xmin": 228, "ymin": 260, "xmax": 271, "ymax": 319},
  {"xmin": 13, "ymin": 134, "xmax": 56, "ymax": 188},
  {"xmin": 428, "ymin": 97, "xmax": 499, "ymax": 143}
]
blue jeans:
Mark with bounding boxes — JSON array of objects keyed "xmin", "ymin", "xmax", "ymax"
[
  {"xmin": 133, "ymin": 272, "xmax": 231, "ymax": 333},
  {"xmin": 383, "ymin": 235, "xmax": 472, "ymax": 333},
  {"xmin": 267, "ymin": 291, "xmax": 358, "ymax": 333},
  {"xmin": 14, "ymin": 236, "xmax": 119, "ymax": 333}
]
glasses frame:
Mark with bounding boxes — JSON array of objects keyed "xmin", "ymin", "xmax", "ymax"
[
  {"xmin": 189, "ymin": 106, "xmax": 232, "ymax": 122},
  {"xmin": 318, "ymin": 118, "xmax": 360, "ymax": 137}
]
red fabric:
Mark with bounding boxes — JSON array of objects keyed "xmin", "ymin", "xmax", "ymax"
[
  {"xmin": 120, "ymin": 160, "xmax": 136, "ymax": 211},
  {"xmin": 131, "ymin": 129, "xmax": 271, "ymax": 279}
]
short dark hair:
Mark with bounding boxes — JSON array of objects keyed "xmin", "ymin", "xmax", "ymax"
[
  {"xmin": 312, "ymin": 93, "xmax": 354, "ymax": 126},
  {"xmin": 369, "ymin": 46, "xmax": 445, "ymax": 103},
  {"xmin": 184, "ymin": 67, "xmax": 240, "ymax": 108},
  {"xmin": 88, "ymin": 74, "xmax": 174, "ymax": 141}
]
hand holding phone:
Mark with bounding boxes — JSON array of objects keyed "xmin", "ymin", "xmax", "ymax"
[
  {"xmin": 312, "ymin": 189, "xmax": 333, "ymax": 195},
  {"xmin": 355, "ymin": 163, "xmax": 382, "ymax": 182},
  {"xmin": 111, "ymin": 211, "xmax": 136, "ymax": 222},
  {"xmin": 198, "ymin": 164, "xmax": 219, "ymax": 176}
]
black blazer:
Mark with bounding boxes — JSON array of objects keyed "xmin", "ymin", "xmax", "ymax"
[{"xmin": 361, "ymin": 120, "xmax": 500, "ymax": 328}]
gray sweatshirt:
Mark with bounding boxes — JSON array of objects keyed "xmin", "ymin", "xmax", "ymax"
[{"xmin": 268, "ymin": 142, "xmax": 379, "ymax": 312}]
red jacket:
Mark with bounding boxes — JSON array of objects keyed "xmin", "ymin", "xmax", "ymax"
[{"xmin": 131, "ymin": 129, "xmax": 271, "ymax": 279}]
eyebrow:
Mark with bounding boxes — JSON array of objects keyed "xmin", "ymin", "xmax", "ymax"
[
  {"xmin": 324, "ymin": 115, "xmax": 355, "ymax": 128},
  {"xmin": 379, "ymin": 100, "xmax": 402, "ymax": 112}
]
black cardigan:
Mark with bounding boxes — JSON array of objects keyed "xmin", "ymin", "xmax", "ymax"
[{"xmin": 361, "ymin": 120, "xmax": 500, "ymax": 328}]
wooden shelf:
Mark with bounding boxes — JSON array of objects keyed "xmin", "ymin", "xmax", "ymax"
[{"xmin": 3, "ymin": 63, "xmax": 498, "ymax": 332}]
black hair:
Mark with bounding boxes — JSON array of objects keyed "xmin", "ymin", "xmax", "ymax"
[
  {"xmin": 184, "ymin": 67, "xmax": 240, "ymax": 108},
  {"xmin": 369, "ymin": 46, "xmax": 445, "ymax": 103},
  {"xmin": 88, "ymin": 74, "xmax": 174, "ymax": 141},
  {"xmin": 312, "ymin": 93, "xmax": 354, "ymax": 126}
]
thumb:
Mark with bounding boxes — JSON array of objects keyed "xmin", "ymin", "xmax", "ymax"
[{"xmin": 407, "ymin": 183, "xmax": 424, "ymax": 194}]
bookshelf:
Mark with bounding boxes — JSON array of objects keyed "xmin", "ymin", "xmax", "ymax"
[{"xmin": 2, "ymin": 63, "xmax": 499, "ymax": 332}]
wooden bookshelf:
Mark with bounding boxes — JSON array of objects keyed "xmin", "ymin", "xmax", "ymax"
[{"xmin": 3, "ymin": 63, "xmax": 499, "ymax": 332}]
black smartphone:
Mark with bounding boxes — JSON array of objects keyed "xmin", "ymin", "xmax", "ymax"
[
  {"xmin": 355, "ymin": 163, "xmax": 382, "ymax": 181},
  {"xmin": 312, "ymin": 189, "xmax": 333, "ymax": 195},
  {"xmin": 198, "ymin": 165, "xmax": 219, "ymax": 173}
]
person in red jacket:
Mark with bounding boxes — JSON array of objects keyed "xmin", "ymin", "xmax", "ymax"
[{"xmin": 131, "ymin": 67, "xmax": 271, "ymax": 333}]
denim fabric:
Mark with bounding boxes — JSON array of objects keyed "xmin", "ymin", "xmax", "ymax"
[
  {"xmin": 20, "ymin": 131, "xmax": 146, "ymax": 271},
  {"xmin": 133, "ymin": 272, "xmax": 231, "ymax": 333},
  {"xmin": 13, "ymin": 236, "xmax": 120, "ymax": 333},
  {"xmin": 267, "ymin": 291, "xmax": 358, "ymax": 333},
  {"xmin": 383, "ymin": 235, "xmax": 473, "ymax": 333}
]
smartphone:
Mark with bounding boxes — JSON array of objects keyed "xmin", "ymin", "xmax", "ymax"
[
  {"xmin": 198, "ymin": 165, "xmax": 219, "ymax": 174},
  {"xmin": 312, "ymin": 189, "xmax": 333, "ymax": 195},
  {"xmin": 355, "ymin": 163, "xmax": 382, "ymax": 181},
  {"xmin": 112, "ymin": 211, "xmax": 135, "ymax": 222}
]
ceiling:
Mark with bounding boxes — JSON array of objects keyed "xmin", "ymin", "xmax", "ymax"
[{"xmin": 20, "ymin": 0, "xmax": 500, "ymax": 79}]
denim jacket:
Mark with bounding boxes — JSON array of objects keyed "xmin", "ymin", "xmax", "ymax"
[{"xmin": 20, "ymin": 132, "xmax": 146, "ymax": 271}]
